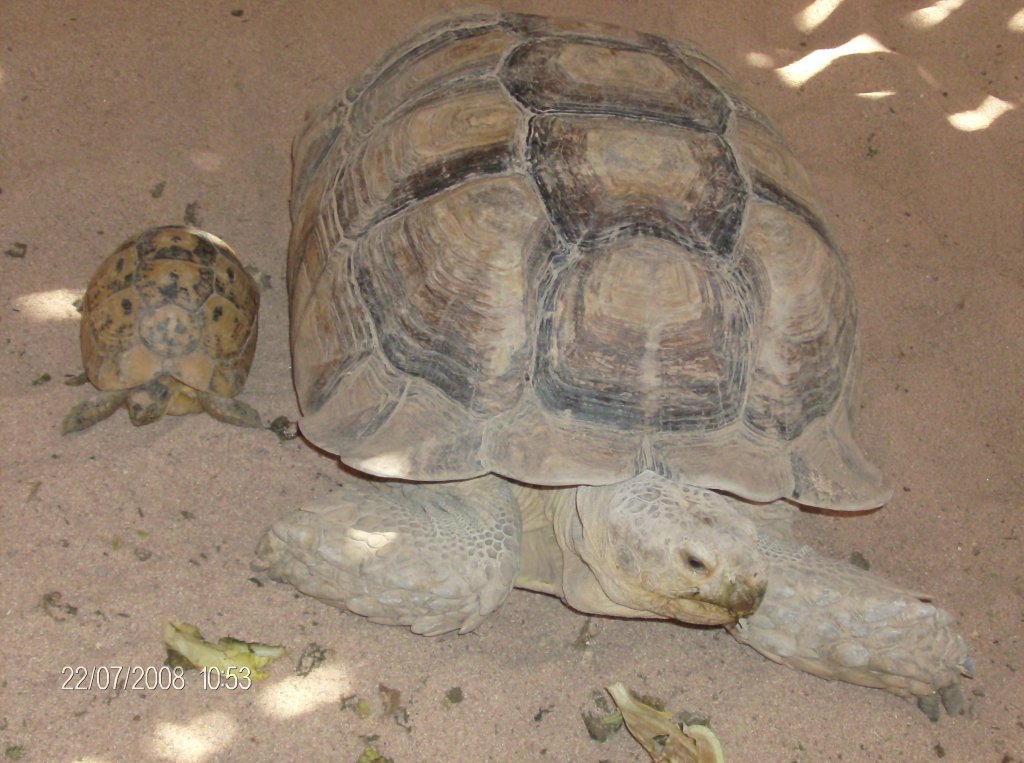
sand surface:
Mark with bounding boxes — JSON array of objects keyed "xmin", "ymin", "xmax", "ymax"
[{"xmin": 2, "ymin": 2, "xmax": 1022, "ymax": 761}]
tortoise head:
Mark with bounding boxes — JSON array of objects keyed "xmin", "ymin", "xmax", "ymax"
[{"xmin": 570, "ymin": 471, "xmax": 767, "ymax": 625}]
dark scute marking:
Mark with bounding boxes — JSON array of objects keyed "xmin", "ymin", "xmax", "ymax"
[
  {"xmin": 157, "ymin": 272, "xmax": 182, "ymax": 300},
  {"xmin": 212, "ymin": 305, "xmax": 223, "ymax": 322},
  {"xmin": 498, "ymin": 11, "xmax": 552, "ymax": 37},
  {"xmin": 351, "ymin": 392, "xmax": 403, "ymax": 439},
  {"xmin": 366, "ymin": 144, "xmax": 514, "ymax": 234},
  {"xmin": 355, "ymin": 254, "xmax": 477, "ymax": 407},
  {"xmin": 292, "ymin": 122, "xmax": 346, "ymax": 215},
  {"xmin": 524, "ymin": 116, "xmax": 570, "ymax": 241},
  {"xmin": 576, "ymin": 221, "xmax": 719, "ymax": 261},
  {"xmin": 533, "ymin": 228, "xmax": 759, "ymax": 433},
  {"xmin": 533, "ymin": 343, "xmax": 644, "ymax": 431},
  {"xmin": 143, "ymin": 312, "xmax": 195, "ymax": 356},
  {"xmin": 669, "ymin": 138, "xmax": 748, "ymax": 258},
  {"xmin": 530, "ymin": 236, "xmax": 638, "ymax": 431},
  {"xmin": 501, "ymin": 12, "xmax": 669, "ymax": 54},
  {"xmin": 189, "ymin": 237, "xmax": 220, "ymax": 267},
  {"xmin": 500, "ymin": 38, "xmax": 730, "ymax": 133},
  {"xmin": 153, "ymin": 245, "xmax": 196, "ymax": 263},
  {"xmin": 225, "ymin": 266, "xmax": 235, "ymax": 282},
  {"xmin": 526, "ymin": 116, "xmax": 747, "ymax": 256},
  {"xmin": 115, "ymin": 257, "xmax": 125, "ymax": 273},
  {"xmin": 120, "ymin": 298, "xmax": 133, "ymax": 315},
  {"xmin": 305, "ymin": 352, "xmax": 367, "ymax": 415},
  {"xmin": 752, "ymin": 172, "xmax": 835, "ymax": 249},
  {"xmin": 380, "ymin": 329, "xmax": 477, "ymax": 406}
]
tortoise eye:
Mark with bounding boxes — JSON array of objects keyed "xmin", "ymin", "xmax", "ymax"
[{"xmin": 684, "ymin": 554, "xmax": 707, "ymax": 573}]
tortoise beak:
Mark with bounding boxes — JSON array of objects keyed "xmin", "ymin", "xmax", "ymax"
[
  {"xmin": 693, "ymin": 572, "xmax": 766, "ymax": 623},
  {"xmin": 722, "ymin": 573, "xmax": 767, "ymax": 619},
  {"xmin": 661, "ymin": 574, "xmax": 766, "ymax": 626}
]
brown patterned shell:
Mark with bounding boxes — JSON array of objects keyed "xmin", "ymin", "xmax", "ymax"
[
  {"xmin": 81, "ymin": 226, "xmax": 259, "ymax": 397},
  {"xmin": 287, "ymin": 11, "xmax": 888, "ymax": 510}
]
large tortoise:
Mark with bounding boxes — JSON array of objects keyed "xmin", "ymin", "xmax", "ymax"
[
  {"xmin": 256, "ymin": 11, "xmax": 970, "ymax": 716},
  {"xmin": 63, "ymin": 226, "xmax": 261, "ymax": 433}
]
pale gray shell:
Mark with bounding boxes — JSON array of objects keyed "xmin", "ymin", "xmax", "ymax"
[{"xmin": 287, "ymin": 11, "xmax": 888, "ymax": 510}]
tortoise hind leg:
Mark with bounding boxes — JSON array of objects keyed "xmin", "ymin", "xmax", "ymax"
[
  {"xmin": 196, "ymin": 391, "xmax": 262, "ymax": 428},
  {"xmin": 255, "ymin": 475, "xmax": 522, "ymax": 636},
  {"xmin": 61, "ymin": 389, "xmax": 129, "ymax": 433}
]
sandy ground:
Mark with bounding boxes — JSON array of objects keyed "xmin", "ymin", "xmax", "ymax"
[{"xmin": 2, "ymin": 1, "xmax": 1022, "ymax": 761}]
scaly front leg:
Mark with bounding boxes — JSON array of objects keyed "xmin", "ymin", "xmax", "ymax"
[
  {"xmin": 255, "ymin": 475, "xmax": 522, "ymax": 636},
  {"xmin": 729, "ymin": 533, "xmax": 971, "ymax": 719}
]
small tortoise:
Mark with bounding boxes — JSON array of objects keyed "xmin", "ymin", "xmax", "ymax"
[
  {"xmin": 256, "ymin": 11, "xmax": 970, "ymax": 717},
  {"xmin": 63, "ymin": 226, "xmax": 261, "ymax": 433}
]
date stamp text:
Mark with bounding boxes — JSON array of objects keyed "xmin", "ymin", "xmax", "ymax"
[{"xmin": 60, "ymin": 665, "xmax": 253, "ymax": 691}]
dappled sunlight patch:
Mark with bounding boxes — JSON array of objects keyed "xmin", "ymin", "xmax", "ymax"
[
  {"xmin": 947, "ymin": 95, "xmax": 1016, "ymax": 131},
  {"xmin": 257, "ymin": 665, "xmax": 350, "ymax": 719},
  {"xmin": 359, "ymin": 452, "xmax": 412, "ymax": 477},
  {"xmin": 856, "ymin": 90, "xmax": 897, "ymax": 99},
  {"xmin": 14, "ymin": 288, "xmax": 83, "ymax": 321},
  {"xmin": 775, "ymin": 34, "xmax": 891, "ymax": 87},
  {"xmin": 343, "ymin": 528, "xmax": 398, "ymax": 563},
  {"xmin": 1009, "ymin": 8, "xmax": 1024, "ymax": 32},
  {"xmin": 745, "ymin": 51, "xmax": 775, "ymax": 69},
  {"xmin": 905, "ymin": 0, "xmax": 967, "ymax": 29},
  {"xmin": 151, "ymin": 711, "xmax": 237, "ymax": 762},
  {"xmin": 795, "ymin": 0, "xmax": 846, "ymax": 33}
]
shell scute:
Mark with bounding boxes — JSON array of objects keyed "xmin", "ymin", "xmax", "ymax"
[
  {"xmin": 741, "ymin": 201, "xmax": 856, "ymax": 440},
  {"xmin": 502, "ymin": 37, "xmax": 729, "ymax": 131},
  {"xmin": 356, "ymin": 175, "xmax": 543, "ymax": 414},
  {"xmin": 336, "ymin": 81, "xmax": 523, "ymax": 237},
  {"xmin": 528, "ymin": 115, "xmax": 746, "ymax": 252},
  {"xmin": 347, "ymin": 25, "xmax": 517, "ymax": 141}
]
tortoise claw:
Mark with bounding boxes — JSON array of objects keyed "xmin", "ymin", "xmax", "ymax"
[
  {"xmin": 915, "ymin": 681, "xmax": 966, "ymax": 721},
  {"xmin": 940, "ymin": 683, "xmax": 965, "ymax": 716}
]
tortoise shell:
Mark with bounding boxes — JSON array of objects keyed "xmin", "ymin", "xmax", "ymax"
[
  {"xmin": 287, "ymin": 11, "xmax": 888, "ymax": 510},
  {"xmin": 81, "ymin": 226, "xmax": 259, "ymax": 401}
]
